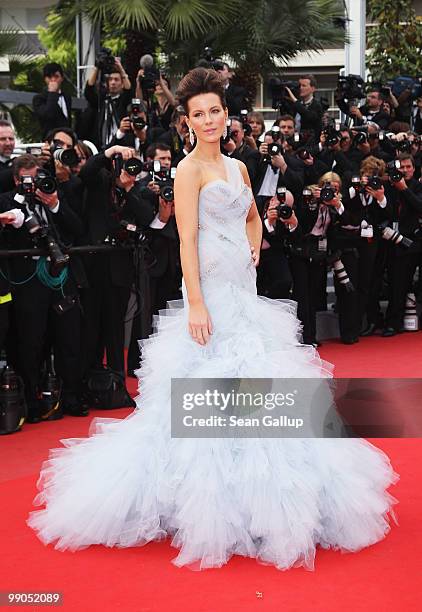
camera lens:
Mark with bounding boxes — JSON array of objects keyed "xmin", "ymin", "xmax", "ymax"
[
  {"xmin": 35, "ymin": 172, "xmax": 57, "ymax": 194},
  {"xmin": 161, "ymin": 186, "xmax": 174, "ymax": 202},
  {"xmin": 124, "ymin": 158, "xmax": 143, "ymax": 176}
]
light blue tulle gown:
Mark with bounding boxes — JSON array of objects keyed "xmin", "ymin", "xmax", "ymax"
[{"xmin": 28, "ymin": 155, "xmax": 399, "ymax": 571}]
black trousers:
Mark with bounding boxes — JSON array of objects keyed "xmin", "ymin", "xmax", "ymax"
[
  {"xmin": 11, "ymin": 276, "xmax": 81, "ymax": 404},
  {"xmin": 0, "ymin": 302, "xmax": 9, "ymax": 354},
  {"xmin": 81, "ymin": 283, "xmax": 131, "ymax": 377},
  {"xmin": 366, "ymin": 240, "xmax": 389, "ymax": 326},
  {"xmin": 257, "ymin": 248, "xmax": 292, "ymax": 299},
  {"xmin": 385, "ymin": 249, "xmax": 419, "ymax": 330},
  {"xmin": 334, "ymin": 240, "xmax": 378, "ymax": 341},
  {"xmin": 290, "ymin": 256, "xmax": 327, "ymax": 344}
]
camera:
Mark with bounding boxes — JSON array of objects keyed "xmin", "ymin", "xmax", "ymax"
[
  {"xmin": 138, "ymin": 55, "xmax": 160, "ymax": 99},
  {"xmin": 322, "ymin": 119, "xmax": 342, "ymax": 148},
  {"xmin": 337, "ymin": 74, "xmax": 366, "ymax": 101},
  {"xmin": 129, "ymin": 98, "xmax": 147, "ymax": 131},
  {"xmin": 51, "ymin": 145, "xmax": 80, "ymax": 169},
  {"xmin": 112, "ymin": 154, "xmax": 144, "ymax": 178},
  {"xmin": 151, "ymin": 161, "xmax": 177, "ymax": 201},
  {"xmin": 351, "ymin": 175, "xmax": 363, "ymax": 192},
  {"xmin": 394, "ymin": 138, "xmax": 412, "ymax": 153},
  {"xmin": 268, "ymin": 77, "xmax": 299, "ymax": 111},
  {"xmin": 320, "ymin": 182, "xmax": 336, "ymax": 202},
  {"xmin": 268, "ymin": 142, "xmax": 282, "ymax": 156},
  {"xmin": 382, "ymin": 226, "xmax": 413, "ymax": 248},
  {"xmin": 239, "ymin": 109, "xmax": 252, "ymax": 137},
  {"xmin": 270, "ymin": 126, "xmax": 282, "ymax": 142},
  {"xmin": 96, "ymin": 47, "xmax": 116, "ymax": 74},
  {"xmin": 18, "ymin": 172, "xmax": 57, "ymax": 197},
  {"xmin": 297, "ymin": 147, "xmax": 311, "ymax": 161},
  {"xmin": 386, "ymin": 160, "xmax": 404, "ymax": 183},
  {"xmin": 353, "ymin": 126, "xmax": 368, "ymax": 147},
  {"xmin": 275, "ymin": 187, "xmax": 293, "ymax": 220},
  {"xmin": 367, "ymin": 175, "xmax": 382, "ymax": 190},
  {"xmin": 303, "ymin": 187, "xmax": 318, "ymax": 211},
  {"xmin": 24, "ymin": 213, "xmax": 69, "ymax": 276}
]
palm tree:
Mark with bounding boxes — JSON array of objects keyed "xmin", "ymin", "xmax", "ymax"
[{"xmin": 40, "ymin": 0, "xmax": 347, "ymax": 105}]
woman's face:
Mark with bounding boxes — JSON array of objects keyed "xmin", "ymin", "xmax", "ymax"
[
  {"xmin": 187, "ymin": 93, "xmax": 227, "ymax": 144},
  {"xmin": 249, "ymin": 119, "xmax": 263, "ymax": 138}
]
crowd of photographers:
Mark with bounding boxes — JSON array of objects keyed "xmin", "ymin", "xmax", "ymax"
[{"xmin": 0, "ymin": 52, "xmax": 421, "ymax": 428}]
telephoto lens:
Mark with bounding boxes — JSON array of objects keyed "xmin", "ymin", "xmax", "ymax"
[
  {"xmin": 24, "ymin": 214, "xmax": 42, "ymax": 235},
  {"xmin": 270, "ymin": 126, "xmax": 281, "ymax": 141},
  {"xmin": 382, "ymin": 226, "xmax": 414, "ymax": 248},
  {"xmin": 132, "ymin": 116, "xmax": 146, "ymax": 130},
  {"xmin": 161, "ymin": 185, "xmax": 174, "ymax": 202},
  {"xmin": 52, "ymin": 147, "xmax": 80, "ymax": 168},
  {"xmin": 353, "ymin": 131, "xmax": 367, "ymax": 145},
  {"xmin": 320, "ymin": 182, "xmax": 336, "ymax": 202},
  {"xmin": 268, "ymin": 142, "xmax": 282, "ymax": 156}
]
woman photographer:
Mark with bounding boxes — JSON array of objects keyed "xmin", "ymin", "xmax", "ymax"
[
  {"xmin": 289, "ymin": 173, "xmax": 343, "ymax": 347},
  {"xmin": 333, "ymin": 157, "xmax": 391, "ymax": 343}
]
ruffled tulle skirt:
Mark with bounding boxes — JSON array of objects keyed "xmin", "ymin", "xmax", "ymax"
[{"xmin": 27, "ymin": 282, "xmax": 399, "ymax": 571}]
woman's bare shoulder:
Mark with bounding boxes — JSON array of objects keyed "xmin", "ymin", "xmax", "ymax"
[
  {"xmin": 176, "ymin": 154, "xmax": 202, "ymax": 179},
  {"xmin": 234, "ymin": 158, "xmax": 251, "ymax": 187}
]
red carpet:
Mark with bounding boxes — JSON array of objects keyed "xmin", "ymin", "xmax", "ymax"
[{"xmin": 1, "ymin": 335, "xmax": 421, "ymax": 611}]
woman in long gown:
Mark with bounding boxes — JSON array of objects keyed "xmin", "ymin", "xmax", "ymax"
[{"xmin": 27, "ymin": 67, "xmax": 399, "ymax": 571}]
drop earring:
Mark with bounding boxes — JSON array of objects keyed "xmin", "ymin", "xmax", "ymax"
[
  {"xmin": 189, "ymin": 126, "xmax": 195, "ymax": 146},
  {"xmin": 222, "ymin": 124, "xmax": 227, "ymax": 139}
]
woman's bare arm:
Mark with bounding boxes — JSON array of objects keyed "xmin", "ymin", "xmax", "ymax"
[
  {"xmin": 174, "ymin": 158, "xmax": 213, "ymax": 344},
  {"xmin": 238, "ymin": 160, "xmax": 262, "ymax": 265}
]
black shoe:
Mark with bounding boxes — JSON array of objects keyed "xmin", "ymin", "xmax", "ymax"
[
  {"xmin": 360, "ymin": 323, "xmax": 378, "ymax": 337},
  {"xmin": 40, "ymin": 403, "xmax": 63, "ymax": 421},
  {"xmin": 342, "ymin": 336, "xmax": 359, "ymax": 344},
  {"xmin": 127, "ymin": 370, "xmax": 137, "ymax": 378},
  {"xmin": 382, "ymin": 327, "xmax": 397, "ymax": 337},
  {"xmin": 26, "ymin": 412, "xmax": 41, "ymax": 424},
  {"xmin": 62, "ymin": 403, "xmax": 89, "ymax": 417}
]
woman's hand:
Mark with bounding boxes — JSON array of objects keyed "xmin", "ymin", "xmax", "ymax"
[
  {"xmin": 189, "ymin": 302, "xmax": 213, "ymax": 346},
  {"xmin": 250, "ymin": 245, "xmax": 260, "ymax": 267}
]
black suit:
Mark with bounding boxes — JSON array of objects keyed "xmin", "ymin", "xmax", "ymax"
[
  {"xmin": 110, "ymin": 127, "xmax": 165, "ymax": 159},
  {"xmin": 78, "ymin": 153, "xmax": 156, "ymax": 376},
  {"xmin": 225, "ymin": 83, "xmax": 247, "ymax": 116},
  {"xmin": 84, "ymin": 84, "xmax": 132, "ymax": 149},
  {"xmin": 32, "ymin": 89, "xmax": 72, "ymax": 139},
  {"xmin": 286, "ymin": 98, "xmax": 323, "ymax": 138},
  {"xmin": 254, "ymin": 154, "xmax": 304, "ymax": 210},
  {"xmin": 0, "ymin": 159, "xmax": 14, "ymax": 194},
  {"xmin": 226, "ymin": 142, "xmax": 261, "ymax": 190},
  {"xmin": 332, "ymin": 188, "xmax": 391, "ymax": 340},
  {"xmin": 0, "ymin": 188, "xmax": 84, "ymax": 416},
  {"xmin": 385, "ymin": 178, "xmax": 422, "ymax": 330}
]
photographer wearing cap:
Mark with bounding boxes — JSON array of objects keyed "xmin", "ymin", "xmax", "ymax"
[
  {"xmin": 222, "ymin": 117, "xmax": 260, "ymax": 188},
  {"xmin": 0, "ymin": 119, "xmax": 16, "ymax": 193},
  {"xmin": 33, "ymin": 63, "xmax": 72, "ymax": 139},
  {"xmin": 382, "ymin": 153, "xmax": 422, "ymax": 336},
  {"xmin": 84, "ymin": 53, "xmax": 132, "ymax": 149},
  {"xmin": 77, "ymin": 144, "xmax": 156, "ymax": 379},
  {"xmin": 257, "ymin": 188, "xmax": 298, "ymax": 299},
  {"xmin": 333, "ymin": 158, "xmax": 390, "ymax": 343},
  {"xmin": 0, "ymin": 154, "xmax": 85, "ymax": 422}
]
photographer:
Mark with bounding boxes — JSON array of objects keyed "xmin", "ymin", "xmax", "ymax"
[
  {"xmin": 222, "ymin": 117, "xmax": 260, "ymax": 188},
  {"xmin": 283, "ymin": 75, "xmax": 323, "ymax": 139},
  {"xmin": 411, "ymin": 96, "xmax": 422, "ymax": 135},
  {"xmin": 0, "ymin": 120, "xmax": 15, "ymax": 193},
  {"xmin": 333, "ymin": 158, "xmax": 390, "ymax": 343},
  {"xmin": 84, "ymin": 54, "xmax": 132, "ymax": 149},
  {"xmin": 255, "ymin": 130, "xmax": 304, "ymax": 213},
  {"xmin": 136, "ymin": 68, "xmax": 176, "ymax": 132},
  {"xmin": 33, "ymin": 63, "xmax": 72, "ymax": 139},
  {"xmin": 247, "ymin": 111, "xmax": 266, "ymax": 146},
  {"xmin": 126, "ymin": 142, "xmax": 180, "ymax": 375},
  {"xmin": 338, "ymin": 88, "xmax": 390, "ymax": 130},
  {"xmin": 382, "ymin": 153, "xmax": 422, "ymax": 336},
  {"xmin": 215, "ymin": 62, "xmax": 248, "ymax": 116},
  {"xmin": 78, "ymin": 145, "xmax": 156, "ymax": 379},
  {"xmin": 316, "ymin": 123, "xmax": 355, "ymax": 176},
  {"xmin": 0, "ymin": 154, "xmax": 85, "ymax": 422},
  {"xmin": 112, "ymin": 99, "xmax": 164, "ymax": 161},
  {"xmin": 289, "ymin": 180, "xmax": 345, "ymax": 347},
  {"xmin": 257, "ymin": 188, "xmax": 298, "ymax": 299},
  {"xmin": 158, "ymin": 106, "xmax": 194, "ymax": 165}
]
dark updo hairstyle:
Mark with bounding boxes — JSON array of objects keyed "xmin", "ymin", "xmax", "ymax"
[{"xmin": 176, "ymin": 67, "xmax": 226, "ymax": 115}]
